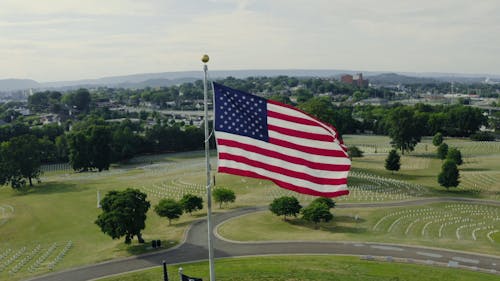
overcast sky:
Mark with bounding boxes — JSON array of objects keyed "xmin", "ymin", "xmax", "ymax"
[{"xmin": 1, "ymin": 0, "xmax": 499, "ymax": 82}]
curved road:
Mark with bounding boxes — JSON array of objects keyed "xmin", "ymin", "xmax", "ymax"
[{"xmin": 26, "ymin": 198, "xmax": 500, "ymax": 281}]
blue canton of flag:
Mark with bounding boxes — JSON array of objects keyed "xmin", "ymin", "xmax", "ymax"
[{"xmin": 214, "ymin": 85, "xmax": 268, "ymax": 142}]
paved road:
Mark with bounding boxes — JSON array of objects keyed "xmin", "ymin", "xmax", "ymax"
[{"xmin": 26, "ymin": 198, "xmax": 500, "ymax": 281}]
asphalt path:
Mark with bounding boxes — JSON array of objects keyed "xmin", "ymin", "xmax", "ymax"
[{"xmin": 26, "ymin": 198, "xmax": 500, "ymax": 281}]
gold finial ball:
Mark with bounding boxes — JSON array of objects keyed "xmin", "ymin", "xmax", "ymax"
[{"xmin": 201, "ymin": 54, "xmax": 209, "ymax": 63}]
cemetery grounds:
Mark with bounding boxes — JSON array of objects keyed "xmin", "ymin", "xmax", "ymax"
[{"xmin": 1, "ymin": 135, "xmax": 500, "ymax": 280}]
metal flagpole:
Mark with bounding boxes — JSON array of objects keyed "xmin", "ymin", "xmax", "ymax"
[
  {"xmin": 162, "ymin": 260, "xmax": 169, "ymax": 281},
  {"xmin": 202, "ymin": 54, "xmax": 216, "ymax": 281}
]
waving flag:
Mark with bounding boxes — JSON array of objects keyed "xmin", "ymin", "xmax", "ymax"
[{"xmin": 213, "ymin": 82, "xmax": 351, "ymax": 197}]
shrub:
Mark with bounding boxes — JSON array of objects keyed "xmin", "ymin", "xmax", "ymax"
[
  {"xmin": 470, "ymin": 131, "xmax": 495, "ymax": 141},
  {"xmin": 348, "ymin": 146, "xmax": 363, "ymax": 158}
]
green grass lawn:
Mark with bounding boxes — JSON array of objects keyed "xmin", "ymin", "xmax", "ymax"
[
  {"xmin": 0, "ymin": 155, "xmax": 215, "ymax": 281},
  {"xmin": 1, "ymin": 136, "xmax": 499, "ymax": 280},
  {"xmin": 218, "ymin": 203, "xmax": 500, "ymax": 255},
  {"xmin": 97, "ymin": 255, "xmax": 499, "ymax": 281}
]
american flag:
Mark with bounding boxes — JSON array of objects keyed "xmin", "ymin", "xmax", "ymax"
[{"xmin": 213, "ymin": 82, "xmax": 351, "ymax": 197}]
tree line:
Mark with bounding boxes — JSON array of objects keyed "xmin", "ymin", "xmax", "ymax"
[{"xmin": 0, "ymin": 75, "xmax": 495, "ymax": 190}]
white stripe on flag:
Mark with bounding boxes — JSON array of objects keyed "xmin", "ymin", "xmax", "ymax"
[
  {"xmin": 218, "ymin": 159, "xmax": 348, "ymax": 193},
  {"xmin": 215, "ymin": 132, "xmax": 351, "ymax": 165},
  {"xmin": 218, "ymin": 145, "xmax": 349, "ymax": 178},
  {"xmin": 267, "ymin": 103, "xmax": 338, "ymax": 137},
  {"xmin": 268, "ymin": 116, "xmax": 331, "ymax": 135},
  {"xmin": 269, "ymin": 130, "xmax": 344, "ymax": 151}
]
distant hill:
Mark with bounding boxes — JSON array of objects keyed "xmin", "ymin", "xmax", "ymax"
[
  {"xmin": 367, "ymin": 73, "xmax": 439, "ymax": 85},
  {"xmin": 1, "ymin": 69, "xmax": 499, "ymax": 93},
  {"xmin": 0, "ymin": 79, "xmax": 40, "ymax": 91},
  {"xmin": 1, "ymin": 70, "xmax": 352, "ymax": 93}
]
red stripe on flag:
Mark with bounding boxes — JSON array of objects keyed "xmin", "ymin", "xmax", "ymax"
[
  {"xmin": 269, "ymin": 138, "xmax": 348, "ymax": 158},
  {"xmin": 267, "ymin": 110, "xmax": 321, "ymax": 127},
  {"xmin": 218, "ymin": 153, "xmax": 347, "ymax": 185},
  {"xmin": 268, "ymin": 124, "xmax": 334, "ymax": 142},
  {"xmin": 217, "ymin": 139, "xmax": 350, "ymax": 171},
  {"xmin": 218, "ymin": 167, "xmax": 349, "ymax": 197}
]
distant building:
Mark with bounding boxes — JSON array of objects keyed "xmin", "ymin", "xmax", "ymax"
[
  {"xmin": 341, "ymin": 73, "xmax": 369, "ymax": 87},
  {"xmin": 39, "ymin": 114, "xmax": 61, "ymax": 125},
  {"xmin": 341, "ymin": 74, "xmax": 353, "ymax": 84}
]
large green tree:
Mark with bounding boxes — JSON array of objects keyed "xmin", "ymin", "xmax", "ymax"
[
  {"xmin": 437, "ymin": 143, "xmax": 449, "ymax": 160},
  {"xmin": 95, "ymin": 189, "xmax": 150, "ymax": 244},
  {"xmin": 67, "ymin": 125, "xmax": 112, "ymax": 172},
  {"xmin": 88, "ymin": 125, "xmax": 112, "ymax": 171},
  {"xmin": 0, "ymin": 134, "xmax": 42, "ymax": 189},
  {"xmin": 67, "ymin": 131, "xmax": 92, "ymax": 171},
  {"xmin": 72, "ymin": 88, "xmax": 92, "ymax": 112},
  {"xmin": 347, "ymin": 146, "xmax": 363, "ymax": 158},
  {"xmin": 386, "ymin": 107, "xmax": 423, "ymax": 154},
  {"xmin": 438, "ymin": 160, "xmax": 460, "ymax": 189},
  {"xmin": 269, "ymin": 196, "xmax": 302, "ymax": 221},
  {"xmin": 311, "ymin": 197, "xmax": 336, "ymax": 209},
  {"xmin": 446, "ymin": 147, "xmax": 463, "ymax": 165},
  {"xmin": 213, "ymin": 188, "xmax": 236, "ymax": 208},
  {"xmin": 385, "ymin": 149, "xmax": 401, "ymax": 173},
  {"xmin": 299, "ymin": 97, "xmax": 357, "ymax": 134},
  {"xmin": 301, "ymin": 202, "xmax": 333, "ymax": 228},
  {"xmin": 432, "ymin": 132, "xmax": 443, "ymax": 146},
  {"xmin": 179, "ymin": 194, "xmax": 203, "ymax": 215},
  {"xmin": 155, "ymin": 198, "xmax": 183, "ymax": 225}
]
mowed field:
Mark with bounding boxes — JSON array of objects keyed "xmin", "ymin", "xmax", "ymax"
[
  {"xmin": 98, "ymin": 256, "xmax": 500, "ymax": 281},
  {"xmin": 0, "ymin": 135, "xmax": 499, "ymax": 280}
]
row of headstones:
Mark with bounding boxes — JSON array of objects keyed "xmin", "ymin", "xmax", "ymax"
[
  {"xmin": 379, "ymin": 209, "xmax": 500, "ymax": 242},
  {"xmin": 445, "ymin": 205, "xmax": 500, "ymax": 216},
  {"xmin": 460, "ymin": 173, "xmax": 498, "ymax": 190},
  {"xmin": 265, "ymin": 183, "xmax": 415, "ymax": 204},
  {"xmin": 47, "ymin": 241, "xmax": 73, "ymax": 271},
  {"xmin": 350, "ymin": 171, "xmax": 425, "ymax": 194},
  {"xmin": 380, "ymin": 213, "xmax": 496, "ymax": 237},
  {"xmin": 169, "ymin": 178, "xmax": 204, "ymax": 191},
  {"xmin": 376, "ymin": 204, "xmax": 500, "ymax": 231},
  {"xmin": 0, "ymin": 247, "xmax": 26, "ymax": 272},
  {"xmin": 455, "ymin": 141, "xmax": 500, "ymax": 155},
  {"xmin": 343, "ymin": 185, "xmax": 415, "ymax": 200},
  {"xmin": 161, "ymin": 181, "xmax": 204, "ymax": 196},
  {"xmin": 8, "ymin": 245, "xmax": 41, "ymax": 274},
  {"xmin": 351, "ymin": 184, "xmax": 414, "ymax": 194},
  {"xmin": 140, "ymin": 186, "xmax": 172, "ymax": 199},
  {"xmin": 0, "ymin": 241, "xmax": 73, "ymax": 275},
  {"xmin": 382, "ymin": 211, "xmax": 496, "ymax": 235},
  {"xmin": 389, "ymin": 215, "xmax": 495, "ymax": 241},
  {"xmin": 141, "ymin": 184, "xmax": 205, "ymax": 200},
  {"xmin": 387, "ymin": 212, "xmax": 443, "ymax": 233},
  {"xmin": 40, "ymin": 163, "xmax": 71, "ymax": 172},
  {"xmin": 373, "ymin": 208, "xmax": 435, "ymax": 231},
  {"xmin": 353, "ymin": 144, "xmax": 392, "ymax": 153},
  {"xmin": 28, "ymin": 242, "xmax": 58, "ymax": 273}
]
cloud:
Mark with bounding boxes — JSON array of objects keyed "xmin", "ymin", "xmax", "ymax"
[
  {"xmin": 0, "ymin": 0, "xmax": 155, "ymax": 16},
  {"xmin": 1, "ymin": 0, "xmax": 500, "ymax": 80}
]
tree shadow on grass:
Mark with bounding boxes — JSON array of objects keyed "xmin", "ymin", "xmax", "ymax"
[
  {"xmin": 124, "ymin": 239, "xmax": 179, "ymax": 255},
  {"xmin": 168, "ymin": 220, "xmax": 197, "ymax": 228},
  {"xmin": 433, "ymin": 188, "xmax": 481, "ymax": 197},
  {"xmin": 334, "ymin": 215, "xmax": 366, "ymax": 223},
  {"xmin": 288, "ymin": 218, "xmax": 367, "ymax": 234},
  {"xmin": 320, "ymin": 225, "xmax": 367, "ymax": 234},
  {"xmin": 17, "ymin": 182, "xmax": 86, "ymax": 196},
  {"xmin": 408, "ymin": 153, "xmax": 437, "ymax": 158},
  {"xmin": 460, "ymin": 167, "xmax": 490, "ymax": 172}
]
